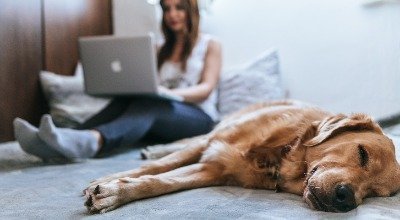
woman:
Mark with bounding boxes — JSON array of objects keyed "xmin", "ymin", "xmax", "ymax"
[{"xmin": 14, "ymin": 0, "xmax": 222, "ymax": 161}]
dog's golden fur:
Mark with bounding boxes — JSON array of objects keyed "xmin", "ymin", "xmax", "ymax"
[{"xmin": 84, "ymin": 100, "xmax": 400, "ymax": 213}]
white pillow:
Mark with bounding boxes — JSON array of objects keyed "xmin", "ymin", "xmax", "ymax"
[
  {"xmin": 218, "ymin": 49, "xmax": 286, "ymax": 117},
  {"xmin": 40, "ymin": 63, "xmax": 110, "ymax": 127}
]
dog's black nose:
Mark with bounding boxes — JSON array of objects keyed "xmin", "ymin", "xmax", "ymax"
[{"xmin": 333, "ymin": 185, "xmax": 357, "ymax": 212}]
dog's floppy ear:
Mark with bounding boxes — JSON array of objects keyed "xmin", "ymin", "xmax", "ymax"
[{"xmin": 304, "ymin": 113, "xmax": 383, "ymax": 147}]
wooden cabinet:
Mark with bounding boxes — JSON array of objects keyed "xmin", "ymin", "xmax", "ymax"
[
  {"xmin": 43, "ymin": 0, "xmax": 112, "ymax": 75},
  {"xmin": 0, "ymin": 0, "xmax": 112, "ymax": 142}
]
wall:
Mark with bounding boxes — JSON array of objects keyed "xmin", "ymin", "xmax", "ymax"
[
  {"xmin": 113, "ymin": 0, "xmax": 400, "ymax": 119},
  {"xmin": 43, "ymin": 0, "xmax": 113, "ymax": 75},
  {"xmin": 113, "ymin": 0, "xmax": 159, "ymax": 37},
  {"xmin": 0, "ymin": 0, "xmax": 45, "ymax": 142}
]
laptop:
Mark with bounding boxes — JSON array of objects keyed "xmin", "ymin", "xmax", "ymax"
[{"xmin": 78, "ymin": 34, "xmax": 183, "ymax": 101}]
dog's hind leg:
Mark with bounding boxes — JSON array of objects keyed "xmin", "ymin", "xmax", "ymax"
[
  {"xmin": 87, "ymin": 135, "xmax": 210, "ymax": 188},
  {"xmin": 85, "ymin": 162, "xmax": 223, "ymax": 213},
  {"xmin": 140, "ymin": 135, "xmax": 206, "ymax": 159},
  {"xmin": 140, "ymin": 143, "xmax": 186, "ymax": 159}
]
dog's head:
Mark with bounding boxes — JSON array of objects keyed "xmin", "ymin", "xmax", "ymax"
[{"xmin": 302, "ymin": 113, "xmax": 400, "ymax": 212}]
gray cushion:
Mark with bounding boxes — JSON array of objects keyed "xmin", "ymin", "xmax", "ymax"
[
  {"xmin": 217, "ymin": 48, "xmax": 286, "ymax": 117},
  {"xmin": 39, "ymin": 63, "xmax": 110, "ymax": 127}
]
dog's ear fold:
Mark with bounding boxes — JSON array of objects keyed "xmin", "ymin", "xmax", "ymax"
[{"xmin": 304, "ymin": 113, "xmax": 383, "ymax": 147}]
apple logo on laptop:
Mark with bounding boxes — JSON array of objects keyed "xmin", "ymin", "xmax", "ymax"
[{"xmin": 110, "ymin": 60, "xmax": 123, "ymax": 73}]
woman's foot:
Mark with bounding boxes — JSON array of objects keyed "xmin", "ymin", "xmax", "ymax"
[
  {"xmin": 13, "ymin": 118, "xmax": 66, "ymax": 161},
  {"xmin": 38, "ymin": 115, "xmax": 99, "ymax": 160}
]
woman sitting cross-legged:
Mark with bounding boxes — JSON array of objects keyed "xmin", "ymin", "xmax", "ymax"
[{"xmin": 13, "ymin": 0, "xmax": 222, "ymax": 161}]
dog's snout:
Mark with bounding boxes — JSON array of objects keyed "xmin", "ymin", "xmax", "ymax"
[{"xmin": 334, "ymin": 185, "xmax": 356, "ymax": 212}]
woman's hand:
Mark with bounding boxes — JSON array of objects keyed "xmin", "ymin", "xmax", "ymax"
[
  {"xmin": 158, "ymin": 86, "xmax": 184, "ymax": 102},
  {"xmin": 157, "ymin": 86, "xmax": 173, "ymax": 95}
]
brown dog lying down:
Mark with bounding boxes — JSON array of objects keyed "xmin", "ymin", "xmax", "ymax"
[{"xmin": 84, "ymin": 100, "xmax": 400, "ymax": 213}]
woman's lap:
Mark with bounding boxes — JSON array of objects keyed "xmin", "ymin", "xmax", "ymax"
[
  {"xmin": 83, "ymin": 96, "xmax": 214, "ymax": 151},
  {"xmin": 147, "ymin": 101, "xmax": 214, "ymax": 141}
]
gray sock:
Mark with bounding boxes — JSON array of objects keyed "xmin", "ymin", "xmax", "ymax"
[
  {"xmin": 13, "ymin": 118, "xmax": 66, "ymax": 160},
  {"xmin": 38, "ymin": 115, "xmax": 99, "ymax": 159}
]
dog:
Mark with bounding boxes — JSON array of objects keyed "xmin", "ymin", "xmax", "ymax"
[{"xmin": 84, "ymin": 100, "xmax": 400, "ymax": 213}]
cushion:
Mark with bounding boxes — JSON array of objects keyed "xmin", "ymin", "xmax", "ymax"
[
  {"xmin": 40, "ymin": 63, "xmax": 110, "ymax": 127},
  {"xmin": 217, "ymin": 48, "xmax": 286, "ymax": 117}
]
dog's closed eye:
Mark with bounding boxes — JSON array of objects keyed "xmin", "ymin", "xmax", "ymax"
[{"xmin": 358, "ymin": 145, "xmax": 369, "ymax": 167}]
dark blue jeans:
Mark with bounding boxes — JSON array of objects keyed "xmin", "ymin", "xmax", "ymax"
[{"xmin": 79, "ymin": 97, "xmax": 214, "ymax": 152}]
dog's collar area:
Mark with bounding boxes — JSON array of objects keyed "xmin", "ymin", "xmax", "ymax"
[
  {"xmin": 274, "ymin": 169, "xmax": 281, "ymax": 192},
  {"xmin": 267, "ymin": 164, "xmax": 282, "ymax": 192},
  {"xmin": 281, "ymin": 137, "xmax": 301, "ymax": 156},
  {"xmin": 275, "ymin": 139, "xmax": 298, "ymax": 192},
  {"xmin": 256, "ymin": 159, "xmax": 281, "ymax": 191}
]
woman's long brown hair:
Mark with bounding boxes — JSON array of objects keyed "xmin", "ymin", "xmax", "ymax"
[{"xmin": 158, "ymin": 0, "xmax": 200, "ymax": 72}]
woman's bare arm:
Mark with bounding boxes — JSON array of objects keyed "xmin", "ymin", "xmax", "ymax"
[{"xmin": 168, "ymin": 39, "xmax": 222, "ymax": 103}]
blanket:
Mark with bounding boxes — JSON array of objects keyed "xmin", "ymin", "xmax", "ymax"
[{"xmin": 1, "ymin": 131, "xmax": 400, "ymax": 219}]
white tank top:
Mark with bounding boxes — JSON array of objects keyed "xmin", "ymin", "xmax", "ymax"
[{"xmin": 159, "ymin": 34, "xmax": 219, "ymax": 121}]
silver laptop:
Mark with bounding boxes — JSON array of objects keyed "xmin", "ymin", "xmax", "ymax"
[{"xmin": 78, "ymin": 35, "xmax": 183, "ymax": 101}]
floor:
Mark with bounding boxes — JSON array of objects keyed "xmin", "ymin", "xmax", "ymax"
[{"xmin": 1, "ymin": 124, "xmax": 400, "ymax": 219}]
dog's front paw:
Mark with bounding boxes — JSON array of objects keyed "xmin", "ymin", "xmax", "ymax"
[
  {"xmin": 88, "ymin": 175, "xmax": 122, "ymax": 188},
  {"xmin": 84, "ymin": 178, "xmax": 135, "ymax": 214},
  {"xmin": 87, "ymin": 170, "xmax": 140, "ymax": 190}
]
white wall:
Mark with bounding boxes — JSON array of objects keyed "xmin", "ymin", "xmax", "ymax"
[
  {"xmin": 113, "ymin": 0, "xmax": 400, "ymax": 119},
  {"xmin": 113, "ymin": 0, "xmax": 160, "ymax": 37}
]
